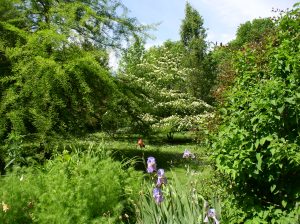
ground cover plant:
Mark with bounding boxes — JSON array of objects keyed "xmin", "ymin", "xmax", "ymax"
[{"xmin": 0, "ymin": 144, "xmax": 143, "ymax": 224}]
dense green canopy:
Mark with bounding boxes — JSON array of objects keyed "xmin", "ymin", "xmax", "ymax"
[
  {"xmin": 211, "ymin": 4, "xmax": 300, "ymax": 222},
  {"xmin": 0, "ymin": 0, "xmax": 146, "ymax": 140}
]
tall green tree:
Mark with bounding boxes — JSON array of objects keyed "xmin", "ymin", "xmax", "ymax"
[
  {"xmin": 180, "ymin": 2, "xmax": 216, "ymax": 104},
  {"xmin": 100, "ymin": 38, "xmax": 148, "ymax": 135},
  {"xmin": 0, "ymin": 0, "xmax": 147, "ymax": 141},
  {"xmin": 180, "ymin": 2, "xmax": 206, "ymax": 50}
]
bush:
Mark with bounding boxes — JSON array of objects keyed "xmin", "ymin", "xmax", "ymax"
[
  {"xmin": 211, "ymin": 4, "xmax": 300, "ymax": 223},
  {"xmin": 0, "ymin": 145, "xmax": 143, "ymax": 223},
  {"xmin": 0, "ymin": 166, "xmax": 38, "ymax": 223}
]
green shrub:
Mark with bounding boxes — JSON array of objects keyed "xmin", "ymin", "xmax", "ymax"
[
  {"xmin": 0, "ymin": 166, "xmax": 38, "ymax": 223},
  {"xmin": 0, "ymin": 146, "xmax": 143, "ymax": 223},
  {"xmin": 211, "ymin": 4, "xmax": 300, "ymax": 223}
]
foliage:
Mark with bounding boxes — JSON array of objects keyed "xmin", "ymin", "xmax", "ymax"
[
  {"xmin": 230, "ymin": 18, "xmax": 275, "ymax": 49},
  {"xmin": 180, "ymin": 2, "xmax": 206, "ymax": 49},
  {"xmin": 135, "ymin": 171, "xmax": 210, "ymax": 224},
  {"xmin": 118, "ymin": 40, "xmax": 213, "ymax": 137},
  {"xmin": 101, "ymin": 38, "xmax": 148, "ymax": 136},
  {"xmin": 19, "ymin": 0, "xmax": 147, "ymax": 49},
  {"xmin": 0, "ymin": 144, "xmax": 143, "ymax": 223},
  {"xmin": 211, "ymin": 4, "xmax": 300, "ymax": 222},
  {"xmin": 1, "ymin": 33, "xmax": 115, "ymax": 137},
  {"xmin": 180, "ymin": 2, "xmax": 217, "ymax": 103},
  {"xmin": 0, "ymin": 0, "xmax": 148, "ymax": 143},
  {"xmin": 212, "ymin": 18, "xmax": 275, "ymax": 104},
  {"xmin": 210, "ymin": 45, "xmax": 236, "ymax": 105}
]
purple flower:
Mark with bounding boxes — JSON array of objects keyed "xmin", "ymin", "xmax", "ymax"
[
  {"xmin": 208, "ymin": 208, "xmax": 216, "ymax": 218},
  {"xmin": 153, "ymin": 187, "xmax": 163, "ymax": 203},
  {"xmin": 207, "ymin": 208, "xmax": 220, "ymax": 224},
  {"xmin": 147, "ymin": 157, "xmax": 157, "ymax": 173},
  {"xmin": 156, "ymin": 169, "xmax": 167, "ymax": 187},
  {"xmin": 157, "ymin": 168, "xmax": 165, "ymax": 177},
  {"xmin": 183, "ymin": 149, "xmax": 195, "ymax": 159}
]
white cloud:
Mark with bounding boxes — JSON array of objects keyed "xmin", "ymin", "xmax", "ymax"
[
  {"xmin": 194, "ymin": 0, "xmax": 287, "ymax": 26},
  {"xmin": 189, "ymin": 0, "xmax": 296, "ymax": 43}
]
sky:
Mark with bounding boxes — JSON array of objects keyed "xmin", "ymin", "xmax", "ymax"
[{"xmin": 120, "ymin": 0, "xmax": 298, "ymax": 47}]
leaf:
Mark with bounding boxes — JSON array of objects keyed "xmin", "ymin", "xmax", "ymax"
[
  {"xmin": 270, "ymin": 100, "xmax": 276, "ymax": 106},
  {"xmin": 255, "ymin": 139, "xmax": 260, "ymax": 149},
  {"xmin": 252, "ymin": 123, "xmax": 258, "ymax": 131},
  {"xmin": 285, "ymin": 64, "xmax": 290, "ymax": 72},
  {"xmin": 285, "ymin": 97, "xmax": 295, "ymax": 104},
  {"xmin": 278, "ymin": 105, "xmax": 285, "ymax": 114},
  {"xmin": 265, "ymin": 135, "xmax": 273, "ymax": 141},
  {"xmin": 270, "ymin": 185, "xmax": 276, "ymax": 193},
  {"xmin": 260, "ymin": 135, "xmax": 273, "ymax": 146},
  {"xmin": 259, "ymin": 138, "xmax": 266, "ymax": 146},
  {"xmin": 270, "ymin": 148, "xmax": 276, "ymax": 156},
  {"xmin": 250, "ymin": 116, "xmax": 257, "ymax": 124},
  {"xmin": 282, "ymin": 200, "xmax": 287, "ymax": 208},
  {"xmin": 256, "ymin": 153, "xmax": 262, "ymax": 171}
]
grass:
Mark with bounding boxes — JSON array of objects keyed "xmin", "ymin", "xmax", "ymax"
[
  {"xmin": 2, "ymin": 131, "xmax": 221, "ymax": 223},
  {"xmin": 82, "ymin": 132, "xmax": 209, "ymax": 170},
  {"xmin": 4, "ymin": 131, "xmax": 212, "ymax": 184},
  {"xmin": 66, "ymin": 131, "xmax": 212, "ymax": 189}
]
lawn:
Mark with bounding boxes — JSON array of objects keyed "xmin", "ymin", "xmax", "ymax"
[
  {"xmin": 76, "ymin": 132, "xmax": 210, "ymax": 178},
  {"xmin": 1, "ymin": 131, "xmax": 220, "ymax": 223}
]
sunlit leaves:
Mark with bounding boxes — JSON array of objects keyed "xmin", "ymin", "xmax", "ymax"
[
  {"xmin": 0, "ymin": 0, "xmax": 148, "ymax": 140},
  {"xmin": 119, "ymin": 41, "xmax": 212, "ymax": 135},
  {"xmin": 212, "ymin": 4, "xmax": 300, "ymax": 222}
]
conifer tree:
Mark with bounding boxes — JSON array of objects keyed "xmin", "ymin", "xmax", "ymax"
[{"xmin": 180, "ymin": 2, "xmax": 216, "ymax": 104}]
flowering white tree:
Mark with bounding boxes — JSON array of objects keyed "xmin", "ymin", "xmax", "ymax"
[{"xmin": 118, "ymin": 40, "xmax": 213, "ymax": 137}]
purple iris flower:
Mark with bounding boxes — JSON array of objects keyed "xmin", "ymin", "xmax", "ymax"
[
  {"xmin": 208, "ymin": 208, "xmax": 216, "ymax": 218},
  {"xmin": 183, "ymin": 149, "xmax": 195, "ymax": 159},
  {"xmin": 207, "ymin": 208, "xmax": 220, "ymax": 224},
  {"xmin": 157, "ymin": 168, "xmax": 165, "ymax": 177},
  {"xmin": 156, "ymin": 169, "xmax": 167, "ymax": 187},
  {"xmin": 153, "ymin": 187, "xmax": 163, "ymax": 203},
  {"xmin": 147, "ymin": 157, "xmax": 157, "ymax": 173}
]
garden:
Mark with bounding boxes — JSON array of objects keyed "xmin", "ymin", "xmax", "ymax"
[{"xmin": 0, "ymin": 0, "xmax": 299, "ymax": 223}]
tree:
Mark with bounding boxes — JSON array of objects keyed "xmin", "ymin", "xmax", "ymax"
[
  {"xmin": 211, "ymin": 18, "xmax": 274, "ymax": 106},
  {"xmin": 0, "ymin": 0, "xmax": 147, "ymax": 142},
  {"xmin": 119, "ymin": 37, "xmax": 146, "ymax": 74},
  {"xmin": 118, "ymin": 40, "xmax": 212, "ymax": 137},
  {"xmin": 17, "ymin": 0, "xmax": 147, "ymax": 49},
  {"xmin": 230, "ymin": 18, "xmax": 275, "ymax": 49},
  {"xmin": 180, "ymin": 2, "xmax": 216, "ymax": 104},
  {"xmin": 180, "ymin": 2, "xmax": 206, "ymax": 50}
]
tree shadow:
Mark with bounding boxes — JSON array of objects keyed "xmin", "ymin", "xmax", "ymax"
[
  {"xmin": 111, "ymin": 147, "xmax": 209, "ymax": 172},
  {"xmin": 90, "ymin": 132, "xmax": 197, "ymax": 147}
]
